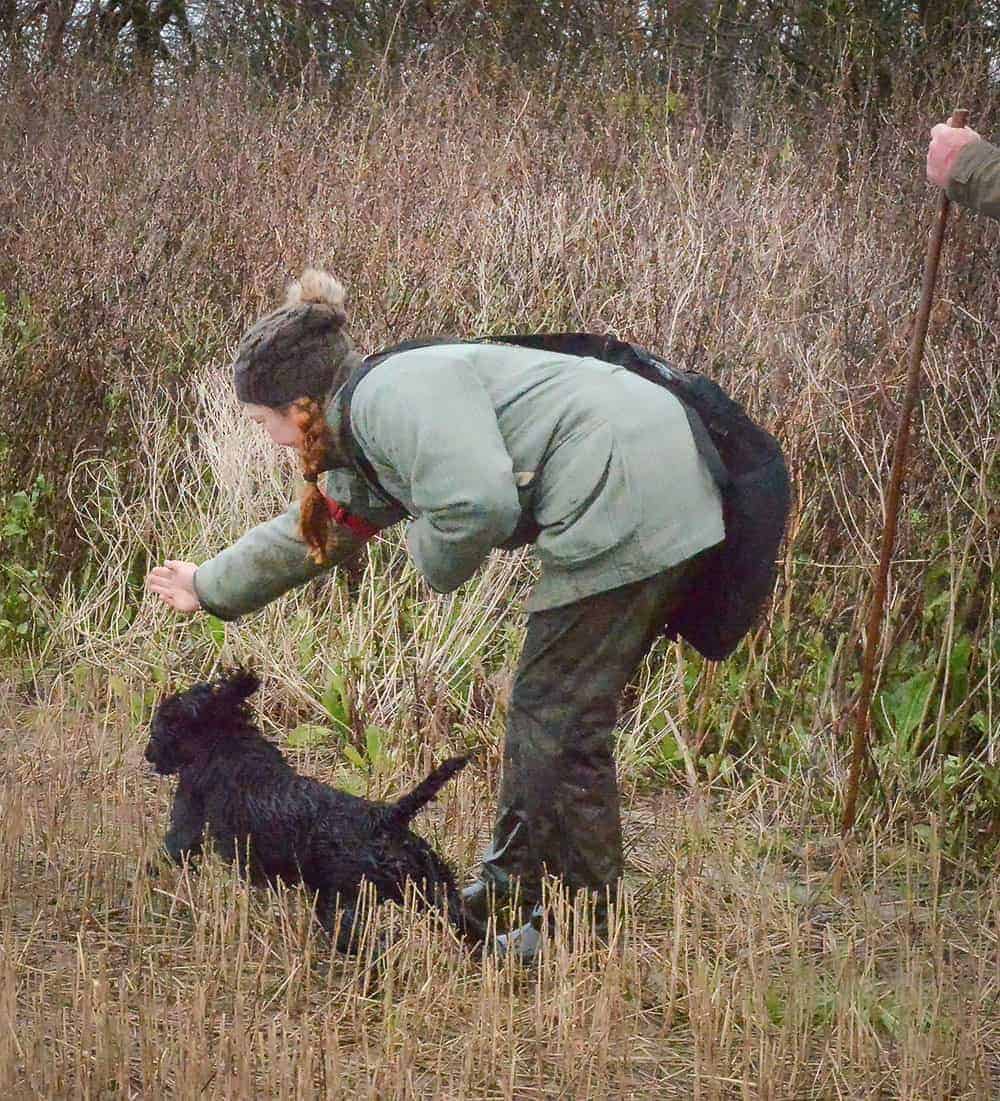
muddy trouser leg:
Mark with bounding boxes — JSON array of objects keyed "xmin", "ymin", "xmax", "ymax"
[{"xmin": 479, "ymin": 563, "xmax": 695, "ymax": 930}]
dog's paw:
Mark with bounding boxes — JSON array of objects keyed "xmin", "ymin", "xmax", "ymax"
[{"xmin": 144, "ymin": 859, "xmax": 161, "ymax": 879}]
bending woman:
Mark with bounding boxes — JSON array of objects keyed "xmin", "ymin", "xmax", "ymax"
[{"xmin": 146, "ymin": 270, "xmax": 724, "ymax": 961}]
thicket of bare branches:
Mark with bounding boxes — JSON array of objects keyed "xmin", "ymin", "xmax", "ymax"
[
  {"xmin": 3, "ymin": 2, "xmax": 998, "ymax": 108},
  {"xmin": 3, "ymin": 57, "xmax": 997, "ymax": 804}
]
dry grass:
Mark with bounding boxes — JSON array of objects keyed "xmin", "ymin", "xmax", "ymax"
[
  {"xmin": 2, "ymin": 681, "xmax": 997, "ymax": 1098},
  {"xmin": 2, "ymin": 61, "xmax": 999, "ymax": 1097}
]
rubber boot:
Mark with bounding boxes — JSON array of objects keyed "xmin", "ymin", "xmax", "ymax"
[
  {"xmin": 490, "ymin": 905, "xmax": 546, "ymax": 964},
  {"xmin": 459, "ymin": 878, "xmax": 532, "ymax": 939}
]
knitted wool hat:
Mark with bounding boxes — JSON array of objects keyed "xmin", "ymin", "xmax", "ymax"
[{"xmin": 233, "ymin": 270, "xmax": 358, "ymax": 406}]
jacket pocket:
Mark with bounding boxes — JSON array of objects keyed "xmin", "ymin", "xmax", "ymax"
[{"xmin": 535, "ymin": 425, "xmax": 642, "ymax": 566}]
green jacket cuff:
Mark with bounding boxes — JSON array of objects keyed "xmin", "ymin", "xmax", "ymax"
[
  {"xmin": 947, "ymin": 139, "xmax": 1000, "ymax": 220},
  {"xmin": 192, "ymin": 569, "xmax": 235, "ymax": 621}
]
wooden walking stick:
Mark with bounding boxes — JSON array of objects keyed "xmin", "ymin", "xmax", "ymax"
[{"xmin": 840, "ymin": 109, "xmax": 970, "ymax": 836}]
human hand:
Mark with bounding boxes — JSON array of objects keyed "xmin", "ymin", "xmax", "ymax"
[
  {"xmin": 927, "ymin": 118, "xmax": 981, "ymax": 188},
  {"xmin": 146, "ymin": 560, "xmax": 202, "ymax": 613}
]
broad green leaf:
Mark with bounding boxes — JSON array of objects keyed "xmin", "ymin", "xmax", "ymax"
[
  {"xmin": 947, "ymin": 636, "xmax": 971, "ymax": 703},
  {"xmin": 286, "ymin": 723, "xmax": 330, "ymax": 749},
  {"xmin": 333, "ymin": 768, "xmax": 365, "ymax": 797},
  {"xmin": 204, "ymin": 615, "xmax": 226, "ymax": 651},
  {"xmin": 342, "ymin": 743, "xmax": 366, "ymax": 771},
  {"xmin": 657, "ymin": 733, "xmax": 684, "ymax": 766},
  {"xmin": 877, "ymin": 669, "xmax": 935, "ymax": 751},
  {"xmin": 322, "ymin": 672, "xmax": 351, "ymax": 729},
  {"xmin": 365, "ymin": 725, "xmax": 384, "ymax": 766}
]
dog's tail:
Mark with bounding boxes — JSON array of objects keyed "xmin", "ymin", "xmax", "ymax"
[{"xmin": 380, "ymin": 754, "xmax": 471, "ymax": 829}]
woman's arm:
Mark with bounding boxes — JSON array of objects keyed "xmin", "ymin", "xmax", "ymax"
[
  {"xmin": 351, "ymin": 353, "xmax": 522, "ymax": 593},
  {"xmin": 147, "ymin": 489, "xmax": 400, "ymax": 620},
  {"xmin": 191, "ymin": 500, "xmax": 363, "ymax": 619}
]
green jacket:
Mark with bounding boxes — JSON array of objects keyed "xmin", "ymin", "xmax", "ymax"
[
  {"xmin": 194, "ymin": 342, "xmax": 725, "ymax": 620},
  {"xmin": 948, "ymin": 139, "xmax": 1000, "ymax": 220}
]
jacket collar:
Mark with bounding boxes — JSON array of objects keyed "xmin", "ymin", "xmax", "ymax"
[{"xmin": 317, "ymin": 350, "xmax": 364, "ymax": 472}]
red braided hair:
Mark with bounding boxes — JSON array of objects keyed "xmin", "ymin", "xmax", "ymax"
[{"xmin": 290, "ymin": 397, "xmax": 336, "ymax": 565}]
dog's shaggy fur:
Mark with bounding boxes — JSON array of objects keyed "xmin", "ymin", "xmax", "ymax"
[{"xmin": 145, "ymin": 668, "xmax": 470, "ymax": 951}]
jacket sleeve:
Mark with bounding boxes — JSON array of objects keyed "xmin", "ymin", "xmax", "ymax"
[
  {"xmin": 192, "ymin": 500, "xmax": 355, "ymax": 620},
  {"xmin": 193, "ymin": 475, "xmax": 403, "ymax": 620},
  {"xmin": 948, "ymin": 139, "xmax": 1000, "ymax": 221},
  {"xmin": 350, "ymin": 355, "xmax": 522, "ymax": 593}
]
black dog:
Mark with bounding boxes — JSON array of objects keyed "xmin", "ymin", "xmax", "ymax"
[{"xmin": 144, "ymin": 668, "xmax": 470, "ymax": 952}]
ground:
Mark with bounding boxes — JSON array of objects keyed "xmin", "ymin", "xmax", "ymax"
[{"xmin": 2, "ymin": 687, "xmax": 996, "ymax": 1099}]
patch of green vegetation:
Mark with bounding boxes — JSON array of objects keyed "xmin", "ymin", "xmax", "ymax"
[
  {"xmin": 0, "ymin": 290, "xmax": 44, "ymax": 367},
  {"xmin": 0, "ymin": 473, "xmax": 55, "ymax": 655}
]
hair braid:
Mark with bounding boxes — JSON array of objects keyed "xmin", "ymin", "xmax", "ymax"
[{"xmin": 290, "ymin": 398, "xmax": 336, "ymax": 565}]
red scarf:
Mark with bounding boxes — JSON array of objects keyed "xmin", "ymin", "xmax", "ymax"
[{"xmin": 323, "ymin": 496, "xmax": 381, "ymax": 540}]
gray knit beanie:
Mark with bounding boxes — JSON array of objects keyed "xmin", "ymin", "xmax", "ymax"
[{"xmin": 233, "ymin": 270, "xmax": 357, "ymax": 406}]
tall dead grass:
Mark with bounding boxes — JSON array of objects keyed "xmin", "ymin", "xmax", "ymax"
[{"xmin": 1, "ymin": 61, "xmax": 998, "ymax": 1096}]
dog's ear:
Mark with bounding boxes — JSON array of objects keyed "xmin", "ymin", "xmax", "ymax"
[
  {"xmin": 208, "ymin": 667, "xmax": 261, "ymax": 727},
  {"xmin": 217, "ymin": 667, "xmax": 260, "ymax": 703}
]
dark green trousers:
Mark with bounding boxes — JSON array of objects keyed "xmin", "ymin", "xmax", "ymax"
[{"xmin": 480, "ymin": 564, "xmax": 694, "ymax": 908}]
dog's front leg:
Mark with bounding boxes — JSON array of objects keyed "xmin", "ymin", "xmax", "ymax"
[
  {"xmin": 164, "ymin": 786, "xmax": 206, "ymax": 868},
  {"xmin": 315, "ymin": 890, "xmax": 363, "ymax": 953}
]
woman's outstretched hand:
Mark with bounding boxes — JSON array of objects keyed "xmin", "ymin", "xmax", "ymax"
[{"xmin": 146, "ymin": 560, "xmax": 202, "ymax": 613}]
